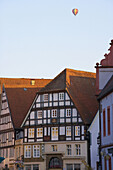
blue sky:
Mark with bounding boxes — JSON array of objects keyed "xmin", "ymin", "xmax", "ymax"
[{"xmin": 0, "ymin": 0, "xmax": 113, "ymax": 78}]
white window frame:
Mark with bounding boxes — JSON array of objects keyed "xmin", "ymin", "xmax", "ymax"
[
  {"xmin": 75, "ymin": 126, "xmax": 80, "ymax": 136},
  {"xmin": 75, "ymin": 144, "xmax": 81, "ymax": 155},
  {"xmin": 59, "ymin": 93, "xmax": 64, "ymax": 100},
  {"xmin": 66, "ymin": 109, "xmax": 71, "ymax": 117},
  {"xmin": 52, "ymin": 109, "xmax": 57, "ymax": 118},
  {"xmin": 51, "ymin": 127, "xmax": 58, "ymax": 140},
  {"xmin": 37, "ymin": 111, "xmax": 42, "ymax": 119},
  {"xmin": 67, "ymin": 145, "xmax": 71, "ymax": 155},
  {"xmin": 44, "ymin": 94, "xmax": 48, "ymax": 101},
  {"xmin": 66, "ymin": 126, "xmax": 71, "ymax": 136},
  {"xmin": 28, "ymin": 128, "xmax": 34, "ymax": 138},
  {"xmin": 37, "ymin": 128, "xmax": 43, "ymax": 138},
  {"xmin": 24, "ymin": 145, "xmax": 31, "ymax": 158},
  {"xmin": 33, "ymin": 145, "xmax": 40, "ymax": 158}
]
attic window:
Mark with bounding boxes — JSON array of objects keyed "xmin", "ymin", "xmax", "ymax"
[
  {"xmin": 31, "ymin": 80, "xmax": 35, "ymax": 85},
  {"xmin": 59, "ymin": 93, "xmax": 64, "ymax": 100},
  {"xmin": 44, "ymin": 94, "xmax": 48, "ymax": 101}
]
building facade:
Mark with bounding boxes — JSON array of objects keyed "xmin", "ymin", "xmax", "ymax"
[
  {"xmin": 0, "ymin": 69, "xmax": 98, "ymax": 170},
  {"xmin": 95, "ymin": 39, "xmax": 113, "ymax": 170},
  {"xmin": 21, "ymin": 68, "xmax": 98, "ymax": 170}
]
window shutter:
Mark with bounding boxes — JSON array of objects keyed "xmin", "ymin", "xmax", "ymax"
[{"xmin": 107, "ymin": 107, "xmax": 110, "ymax": 136}]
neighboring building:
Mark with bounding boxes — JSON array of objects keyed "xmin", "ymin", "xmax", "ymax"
[
  {"xmin": 21, "ymin": 68, "xmax": 98, "ymax": 170},
  {"xmin": 0, "ymin": 78, "xmax": 51, "ymax": 170},
  {"xmin": 88, "ymin": 111, "xmax": 99, "ymax": 169},
  {"xmin": 95, "ymin": 39, "xmax": 113, "ymax": 170}
]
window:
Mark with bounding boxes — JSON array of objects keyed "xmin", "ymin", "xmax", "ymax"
[
  {"xmin": 30, "ymin": 111, "xmax": 35, "ymax": 119},
  {"xmin": 59, "ymin": 93, "xmax": 64, "ymax": 100},
  {"xmin": 33, "ymin": 165, "xmax": 39, "ymax": 170},
  {"xmin": 9, "ymin": 148, "xmax": 14, "ymax": 157},
  {"xmin": 33, "ymin": 145, "xmax": 40, "ymax": 158},
  {"xmin": 75, "ymin": 126, "xmax": 80, "ymax": 136},
  {"xmin": 51, "ymin": 145, "xmax": 57, "ymax": 152},
  {"xmin": 107, "ymin": 107, "xmax": 110, "ymax": 136},
  {"xmin": 44, "ymin": 94, "xmax": 48, "ymax": 101},
  {"xmin": 28, "ymin": 128, "xmax": 34, "ymax": 138},
  {"xmin": 6, "ymin": 149, "xmax": 8, "ymax": 158},
  {"xmin": 2, "ymin": 133, "xmax": 7, "ymax": 143},
  {"xmin": 66, "ymin": 164, "xmax": 80, "ymax": 170},
  {"xmin": 37, "ymin": 111, "xmax": 42, "ymax": 119},
  {"xmin": 66, "ymin": 164, "xmax": 73, "ymax": 170},
  {"xmin": 8, "ymin": 132, "xmax": 13, "ymax": 142},
  {"xmin": 37, "ymin": 128, "xmax": 43, "ymax": 138},
  {"xmin": 19, "ymin": 147, "xmax": 21, "ymax": 157},
  {"xmin": 51, "ymin": 127, "xmax": 58, "ymax": 140},
  {"xmin": 74, "ymin": 164, "xmax": 80, "ymax": 170},
  {"xmin": 103, "ymin": 109, "xmax": 106, "ymax": 137},
  {"xmin": 52, "ymin": 109, "xmax": 57, "ymax": 117},
  {"xmin": 66, "ymin": 109, "xmax": 71, "ymax": 117},
  {"xmin": 49, "ymin": 157, "xmax": 61, "ymax": 168},
  {"xmin": 67, "ymin": 145, "xmax": 71, "ymax": 155},
  {"xmin": 75, "ymin": 144, "xmax": 81, "ymax": 155},
  {"xmin": 60, "ymin": 127, "xmax": 65, "ymax": 135},
  {"xmin": 25, "ymin": 165, "xmax": 31, "ymax": 170},
  {"xmin": 24, "ymin": 146, "xmax": 31, "ymax": 158},
  {"xmin": 66, "ymin": 126, "xmax": 71, "ymax": 136}
]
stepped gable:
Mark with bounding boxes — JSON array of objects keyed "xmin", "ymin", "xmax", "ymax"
[
  {"xmin": 5, "ymin": 87, "xmax": 40, "ymax": 128},
  {"xmin": 38, "ymin": 68, "xmax": 98, "ymax": 125},
  {"xmin": 97, "ymin": 75, "xmax": 113, "ymax": 100},
  {"xmin": 100, "ymin": 39, "xmax": 113, "ymax": 66}
]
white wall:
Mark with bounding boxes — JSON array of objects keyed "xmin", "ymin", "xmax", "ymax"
[
  {"xmin": 99, "ymin": 68, "xmax": 113, "ymax": 90},
  {"xmin": 100, "ymin": 93, "xmax": 113, "ymax": 146}
]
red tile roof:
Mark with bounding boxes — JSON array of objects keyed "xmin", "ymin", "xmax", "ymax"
[
  {"xmin": 0, "ymin": 78, "xmax": 51, "ymax": 90},
  {"xmin": 39, "ymin": 68, "xmax": 98, "ymax": 125},
  {"xmin": 5, "ymin": 88, "xmax": 40, "ymax": 128},
  {"xmin": 0, "ymin": 78, "xmax": 52, "ymax": 128}
]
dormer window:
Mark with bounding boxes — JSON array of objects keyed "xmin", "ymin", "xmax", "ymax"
[
  {"xmin": 44, "ymin": 94, "xmax": 48, "ymax": 101},
  {"xmin": 31, "ymin": 80, "xmax": 35, "ymax": 85},
  {"xmin": 59, "ymin": 93, "xmax": 64, "ymax": 100}
]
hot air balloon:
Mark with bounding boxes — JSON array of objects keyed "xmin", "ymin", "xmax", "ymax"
[{"xmin": 72, "ymin": 8, "xmax": 78, "ymax": 16}]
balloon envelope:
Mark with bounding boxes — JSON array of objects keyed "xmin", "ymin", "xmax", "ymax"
[{"xmin": 72, "ymin": 8, "xmax": 78, "ymax": 16}]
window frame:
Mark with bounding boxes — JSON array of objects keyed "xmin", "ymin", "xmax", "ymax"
[
  {"xmin": 33, "ymin": 145, "xmax": 40, "ymax": 158},
  {"xmin": 24, "ymin": 145, "xmax": 31, "ymax": 158}
]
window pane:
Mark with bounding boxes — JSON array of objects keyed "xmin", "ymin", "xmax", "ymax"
[
  {"xmin": 25, "ymin": 165, "xmax": 31, "ymax": 170},
  {"xmin": 66, "ymin": 164, "xmax": 73, "ymax": 170},
  {"xmin": 74, "ymin": 164, "xmax": 80, "ymax": 170},
  {"xmin": 33, "ymin": 164, "xmax": 39, "ymax": 170}
]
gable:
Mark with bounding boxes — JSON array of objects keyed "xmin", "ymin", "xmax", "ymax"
[
  {"xmin": 23, "ymin": 91, "xmax": 83, "ymax": 127},
  {"xmin": 5, "ymin": 87, "xmax": 39, "ymax": 128},
  {"xmin": 0, "ymin": 88, "xmax": 14, "ymax": 130}
]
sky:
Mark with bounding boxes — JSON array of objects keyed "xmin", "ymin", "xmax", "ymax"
[{"xmin": 0, "ymin": 0, "xmax": 113, "ymax": 79}]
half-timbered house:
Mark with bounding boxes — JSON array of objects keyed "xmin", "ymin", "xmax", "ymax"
[
  {"xmin": 21, "ymin": 68, "xmax": 98, "ymax": 170},
  {"xmin": 0, "ymin": 78, "xmax": 51, "ymax": 170}
]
